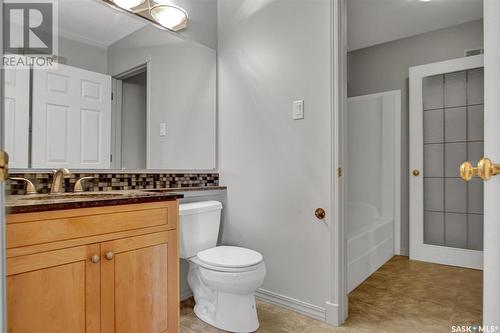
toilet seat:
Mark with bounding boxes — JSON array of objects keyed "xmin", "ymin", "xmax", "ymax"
[{"xmin": 194, "ymin": 246, "xmax": 264, "ymax": 272}]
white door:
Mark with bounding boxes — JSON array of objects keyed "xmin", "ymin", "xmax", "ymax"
[
  {"xmin": 482, "ymin": 0, "xmax": 500, "ymax": 326},
  {"xmin": 409, "ymin": 55, "xmax": 484, "ymax": 270},
  {"xmin": 32, "ymin": 63, "xmax": 112, "ymax": 169},
  {"xmin": 4, "ymin": 68, "xmax": 29, "ymax": 168}
]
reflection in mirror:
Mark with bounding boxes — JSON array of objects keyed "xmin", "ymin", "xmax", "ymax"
[{"xmin": 4, "ymin": 0, "xmax": 216, "ymax": 171}]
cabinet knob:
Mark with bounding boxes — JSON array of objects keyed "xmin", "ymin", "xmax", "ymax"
[
  {"xmin": 90, "ymin": 254, "xmax": 100, "ymax": 264},
  {"xmin": 105, "ymin": 251, "xmax": 114, "ymax": 261}
]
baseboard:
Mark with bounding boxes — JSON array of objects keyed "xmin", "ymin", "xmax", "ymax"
[
  {"xmin": 180, "ymin": 289, "xmax": 193, "ymax": 301},
  {"xmin": 399, "ymin": 248, "xmax": 409, "ymax": 256},
  {"xmin": 255, "ymin": 288, "xmax": 326, "ymax": 322},
  {"xmin": 325, "ymin": 301, "xmax": 344, "ymax": 326}
]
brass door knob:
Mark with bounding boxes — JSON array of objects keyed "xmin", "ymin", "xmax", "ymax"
[
  {"xmin": 477, "ymin": 158, "xmax": 500, "ymax": 181},
  {"xmin": 105, "ymin": 251, "xmax": 114, "ymax": 261},
  {"xmin": 0, "ymin": 150, "xmax": 9, "ymax": 182},
  {"xmin": 91, "ymin": 254, "xmax": 100, "ymax": 264},
  {"xmin": 315, "ymin": 208, "xmax": 326, "ymax": 220},
  {"xmin": 460, "ymin": 161, "xmax": 479, "ymax": 181},
  {"xmin": 460, "ymin": 158, "xmax": 500, "ymax": 181},
  {"xmin": 412, "ymin": 169, "xmax": 420, "ymax": 177}
]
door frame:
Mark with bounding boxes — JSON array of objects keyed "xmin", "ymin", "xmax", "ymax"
[
  {"xmin": 0, "ymin": 0, "xmax": 7, "ymax": 330},
  {"xmin": 408, "ymin": 55, "xmax": 484, "ymax": 270},
  {"xmin": 483, "ymin": 0, "xmax": 500, "ymax": 326},
  {"xmin": 112, "ymin": 61, "xmax": 151, "ymax": 170},
  {"xmin": 326, "ymin": 0, "xmax": 348, "ymax": 326}
]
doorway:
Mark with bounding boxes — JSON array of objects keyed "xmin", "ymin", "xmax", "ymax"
[
  {"xmin": 112, "ymin": 65, "xmax": 149, "ymax": 170},
  {"xmin": 339, "ymin": 0, "xmax": 485, "ymax": 329}
]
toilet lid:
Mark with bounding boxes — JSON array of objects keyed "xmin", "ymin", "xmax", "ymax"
[{"xmin": 196, "ymin": 246, "xmax": 263, "ymax": 268}]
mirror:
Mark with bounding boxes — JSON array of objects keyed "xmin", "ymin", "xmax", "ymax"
[{"xmin": 3, "ymin": 0, "xmax": 216, "ymax": 171}]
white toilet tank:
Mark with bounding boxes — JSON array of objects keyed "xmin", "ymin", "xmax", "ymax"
[{"xmin": 179, "ymin": 201, "xmax": 223, "ymax": 259}]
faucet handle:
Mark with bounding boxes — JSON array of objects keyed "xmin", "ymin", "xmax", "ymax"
[
  {"xmin": 74, "ymin": 176, "xmax": 94, "ymax": 193},
  {"xmin": 10, "ymin": 177, "xmax": 37, "ymax": 195},
  {"xmin": 52, "ymin": 168, "xmax": 71, "ymax": 176}
]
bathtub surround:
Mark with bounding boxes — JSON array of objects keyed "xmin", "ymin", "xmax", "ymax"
[
  {"xmin": 348, "ymin": 19, "xmax": 484, "ymax": 255},
  {"xmin": 346, "ymin": 91, "xmax": 401, "ymax": 293},
  {"xmin": 6, "ymin": 172, "xmax": 220, "ymax": 195}
]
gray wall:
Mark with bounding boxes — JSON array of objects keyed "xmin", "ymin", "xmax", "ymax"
[
  {"xmin": 347, "ymin": 19, "xmax": 484, "ymax": 253},
  {"xmin": 218, "ymin": 0, "xmax": 333, "ymax": 311},
  {"xmin": 108, "ymin": 25, "xmax": 217, "ymax": 170},
  {"xmin": 171, "ymin": 0, "xmax": 218, "ymax": 50},
  {"xmin": 121, "ymin": 72, "xmax": 147, "ymax": 169},
  {"xmin": 58, "ymin": 36, "xmax": 108, "ymax": 74}
]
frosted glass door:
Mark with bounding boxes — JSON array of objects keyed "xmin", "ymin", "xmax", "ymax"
[
  {"xmin": 409, "ymin": 55, "xmax": 483, "ymax": 269},
  {"xmin": 422, "ymin": 69, "xmax": 484, "ymax": 251}
]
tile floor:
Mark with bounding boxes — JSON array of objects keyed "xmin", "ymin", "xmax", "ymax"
[{"xmin": 180, "ymin": 256, "xmax": 482, "ymax": 333}]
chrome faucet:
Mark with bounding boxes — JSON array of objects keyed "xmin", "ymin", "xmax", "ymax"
[{"xmin": 50, "ymin": 168, "xmax": 71, "ymax": 193}]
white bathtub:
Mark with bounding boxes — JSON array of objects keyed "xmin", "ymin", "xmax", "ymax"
[{"xmin": 347, "ymin": 203, "xmax": 394, "ymax": 293}]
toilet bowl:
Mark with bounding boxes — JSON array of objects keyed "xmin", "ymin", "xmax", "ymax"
[
  {"xmin": 179, "ymin": 201, "xmax": 266, "ymax": 333},
  {"xmin": 188, "ymin": 246, "xmax": 266, "ymax": 332}
]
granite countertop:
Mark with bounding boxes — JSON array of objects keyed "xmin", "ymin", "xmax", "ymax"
[
  {"xmin": 6, "ymin": 190, "xmax": 183, "ymax": 214},
  {"xmin": 6, "ymin": 186, "xmax": 227, "ymax": 214}
]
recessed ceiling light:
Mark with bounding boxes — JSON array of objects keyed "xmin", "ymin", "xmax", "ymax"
[
  {"xmin": 111, "ymin": 0, "xmax": 146, "ymax": 10},
  {"xmin": 150, "ymin": 5, "xmax": 188, "ymax": 32},
  {"xmin": 419, "ymin": 0, "xmax": 432, "ymax": 2}
]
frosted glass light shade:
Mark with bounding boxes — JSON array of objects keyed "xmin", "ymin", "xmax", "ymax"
[
  {"xmin": 150, "ymin": 5, "xmax": 188, "ymax": 31},
  {"xmin": 112, "ymin": 0, "xmax": 146, "ymax": 10}
]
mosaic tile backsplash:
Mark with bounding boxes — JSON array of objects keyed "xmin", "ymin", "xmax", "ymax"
[{"xmin": 6, "ymin": 172, "xmax": 220, "ymax": 195}]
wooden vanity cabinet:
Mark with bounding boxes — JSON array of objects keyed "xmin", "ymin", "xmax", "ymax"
[{"xmin": 5, "ymin": 201, "xmax": 179, "ymax": 333}]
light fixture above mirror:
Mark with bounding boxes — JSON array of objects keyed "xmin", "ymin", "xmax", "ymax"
[
  {"xmin": 104, "ymin": 0, "xmax": 188, "ymax": 32},
  {"xmin": 111, "ymin": 0, "xmax": 146, "ymax": 10}
]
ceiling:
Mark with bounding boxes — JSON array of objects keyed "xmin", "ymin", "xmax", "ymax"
[
  {"xmin": 58, "ymin": 0, "xmax": 146, "ymax": 48},
  {"xmin": 347, "ymin": 0, "xmax": 483, "ymax": 51}
]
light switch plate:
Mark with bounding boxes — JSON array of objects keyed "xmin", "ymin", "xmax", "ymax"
[
  {"xmin": 160, "ymin": 123, "xmax": 167, "ymax": 137},
  {"xmin": 293, "ymin": 100, "xmax": 304, "ymax": 120}
]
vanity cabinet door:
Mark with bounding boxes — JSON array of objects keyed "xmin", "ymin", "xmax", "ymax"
[
  {"xmin": 6, "ymin": 244, "xmax": 101, "ymax": 333},
  {"xmin": 100, "ymin": 231, "xmax": 179, "ymax": 333}
]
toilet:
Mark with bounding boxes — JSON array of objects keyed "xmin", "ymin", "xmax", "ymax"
[{"xmin": 179, "ymin": 201, "xmax": 266, "ymax": 333}]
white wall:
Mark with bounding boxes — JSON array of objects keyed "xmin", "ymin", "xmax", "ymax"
[
  {"xmin": 218, "ymin": 0, "xmax": 333, "ymax": 313},
  {"xmin": 108, "ymin": 25, "xmax": 217, "ymax": 170},
  {"xmin": 58, "ymin": 36, "xmax": 108, "ymax": 74},
  {"xmin": 170, "ymin": 0, "xmax": 218, "ymax": 50},
  {"xmin": 347, "ymin": 19, "xmax": 484, "ymax": 253}
]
